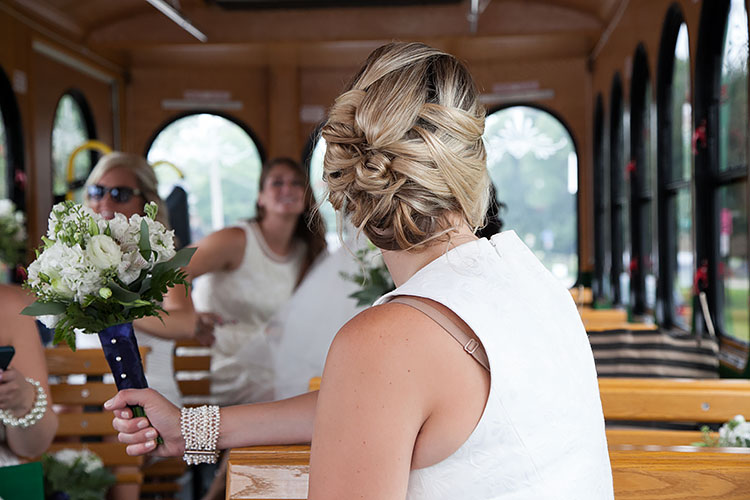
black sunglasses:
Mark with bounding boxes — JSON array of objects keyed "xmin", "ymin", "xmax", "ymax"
[{"xmin": 86, "ymin": 184, "xmax": 143, "ymax": 204}]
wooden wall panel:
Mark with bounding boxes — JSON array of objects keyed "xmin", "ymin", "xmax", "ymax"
[
  {"xmin": 125, "ymin": 65, "xmax": 269, "ymax": 158},
  {"xmin": 30, "ymin": 48, "xmax": 115, "ymax": 242}
]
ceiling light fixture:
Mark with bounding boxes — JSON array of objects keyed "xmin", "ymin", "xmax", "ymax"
[{"xmin": 145, "ymin": 0, "xmax": 208, "ymax": 42}]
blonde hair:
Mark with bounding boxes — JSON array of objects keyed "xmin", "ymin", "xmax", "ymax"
[
  {"xmin": 321, "ymin": 42, "xmax": 489, "ymax": 251},
  {"xmin": 84, "ymin": 152, "xmax": 170, "ymax": 227}
]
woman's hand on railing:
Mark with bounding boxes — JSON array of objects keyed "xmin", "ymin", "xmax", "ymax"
[{"xmin": 106, "ymin": 388, "xmax": 183, "ymax": 457}]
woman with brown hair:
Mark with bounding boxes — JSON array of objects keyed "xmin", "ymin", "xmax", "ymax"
[
  {"xmin": 108, "ymin": 43, "xmax": 612, "ymax": 499},
  {"xmin": 188, "ymin": 156, "xmax": 327, "ymax": 405}
]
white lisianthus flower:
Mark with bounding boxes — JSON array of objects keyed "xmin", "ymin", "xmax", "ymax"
[
  {"xmin": 87, "ymin": 234, "xmax": 122, "ymax": 270},
  {"xmin": 38, "ymin": 314, "xmax": 61, "ymax": 329},
  {"xmin": 106, "ymin": 213, "xmax": 131, "ymax": 243},
  {"xmin": 117, "ymin": 250, "xmax": 149, "ymax": 285}
]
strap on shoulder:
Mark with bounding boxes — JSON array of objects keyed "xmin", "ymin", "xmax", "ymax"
[{"xmin": 388, "ymin": 295, "xmax": 490, "ymax": 372}]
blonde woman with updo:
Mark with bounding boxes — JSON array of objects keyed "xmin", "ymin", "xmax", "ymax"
[
  {"xmin": 106, "ymin": 43, "xmax": 614, "ymax": 499},
  {"xmin": 83, "ymin": 152, "xmax": 215, "ymax": 407}
]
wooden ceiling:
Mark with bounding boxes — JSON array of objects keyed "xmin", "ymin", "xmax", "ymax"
[{"xmin": 6, "ymin": 0, "xmax": 625, "ymax": 63}]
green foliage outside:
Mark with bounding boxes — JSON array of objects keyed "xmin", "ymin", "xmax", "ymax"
[{"xmin": 147, "ymin": 114, "xmax": 262, "ymax": 241}]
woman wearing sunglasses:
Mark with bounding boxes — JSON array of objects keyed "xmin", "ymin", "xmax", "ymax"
[{"xmin": 83, "ymin": 152, "xmax": 215, "ymax": 407}]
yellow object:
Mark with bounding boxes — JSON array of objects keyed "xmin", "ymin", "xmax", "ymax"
[
  {"xmin": 65, "ymin": 140, "xmax": 113, "ymax": 200},
  {"xmin": 151, "ymin": 160, "xmax": 185, "ymax": 179}
]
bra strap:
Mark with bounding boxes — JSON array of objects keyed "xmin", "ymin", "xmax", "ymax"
[{"xmin": 388, "ymin": 296, "xmax": 490, "ymax": 372}]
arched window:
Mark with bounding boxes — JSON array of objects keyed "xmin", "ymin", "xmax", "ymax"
[
  {"xmin": 609, "ymin": 74, "xmax": 628, "ymax": 305},
  {"xmin": 593, "ymin": 94, "xmax": 610, "ymax": 303},
  {"xmin": 657, "ymin": 6, "xmax": 694, "ymax": 330},
  {"xmin": 51, "ymin": 91, "xmax": 95, "ymax": 202},
  {"xmin": 484, "ymin": 105, "xmax": 578, "ymax": 287},
  {"xmin": 146, "ymin": 112, "xmax": 264, "ymax": 243},
  {"xmin": 695, "ymin": 0, "xmax": 749, "ymax": 374},
  {"xmin": 629, "ymin": 44, "xmax": 657, "ymax": 317}
]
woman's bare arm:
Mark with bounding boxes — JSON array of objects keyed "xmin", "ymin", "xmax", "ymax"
[
  {"xmin": 307, "ymin": 305, "xmax": 435, "ymax": 500},
  {"xmin": 107, "ymin": 389, "xmax": 317, "ymax": 456},
  {"xmin": 0, "ymin": 286, "xmax": 58, "ymax": 457}
]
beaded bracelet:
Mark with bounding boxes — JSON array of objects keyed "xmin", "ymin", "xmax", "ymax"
[
  {"xmin": 0, "ymin": 377, "xmax": 48, "ymax": 429},
  {"xmin": 180, "ymin": 405, "xmax": 220, "ymax": 465}
]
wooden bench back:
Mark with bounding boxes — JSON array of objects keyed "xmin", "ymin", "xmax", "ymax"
[
  {"xmin": 173, "ymin": 339, "xmax": 211, "ymax": 404},
  {"xmin": 45, "ymin": 346, "xmax": 147, "ymax": 483}
]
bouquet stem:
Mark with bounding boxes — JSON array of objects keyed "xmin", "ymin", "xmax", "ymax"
[{"xmin": 98, "ymin": 322, "xmax": 163, "ymax": 445}]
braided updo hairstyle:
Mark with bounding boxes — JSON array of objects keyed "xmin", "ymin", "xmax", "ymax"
[{"xmin": 322, "ymin": 42, "xmax": 490, "ymax": 251}]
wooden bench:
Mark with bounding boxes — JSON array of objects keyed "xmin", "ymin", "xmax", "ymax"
[
  {"xmin": 226, "ymin": 445, "xmax": 750, "ymax": 500},
  {"xmin": 600, "ymin": 378, "xmax": 749, "ymax": 447},
  {"xmin": 44, "ymin": 346, "xmax": 147, "ymax": 485}
]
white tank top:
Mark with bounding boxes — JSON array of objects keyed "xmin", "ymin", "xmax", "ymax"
[
  {"xmin": 375, "ymin": 231, "xmax": 613, "ymax": 500},
  {"xmin": 192, "ymin": 221, "xmax": 305, "ymax": 404}
]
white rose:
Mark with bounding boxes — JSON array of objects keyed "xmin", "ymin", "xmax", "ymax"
[{"xmin": 86, "ymin": 235, "xmax": 122, "ymax": 270}]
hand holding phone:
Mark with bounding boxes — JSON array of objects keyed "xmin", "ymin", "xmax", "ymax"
[{"xmin": 0, "ymin": 346, "xmax": 15, "ymax": 371}]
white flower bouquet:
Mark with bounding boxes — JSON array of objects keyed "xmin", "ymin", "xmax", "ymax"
[
  {"xmin": 21, "ymin": 201, "xmax": 195, "ymax": 436},
  {"xmin": 0, "ymin": 199, "xmax": 26, "ymax": 269},
  {"xmin": 694, "ymin": 414, "xmax": 750, "ymax": 447},
  {"xmin": 22, "ymin": 201, "xmax": 194, "ymax": 348},
  {"xmin": 42, "ymin": 448, "xmax": 115, "ymax": 500}
]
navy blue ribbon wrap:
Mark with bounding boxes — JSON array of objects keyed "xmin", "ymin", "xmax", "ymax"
[{"xmin": 97, "ymin": 322, "xmax": 149, "ymax": 391}]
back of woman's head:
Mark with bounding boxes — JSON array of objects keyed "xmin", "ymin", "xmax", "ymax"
[
  {"xmin": 85, "ymin": 152, "xmax": 169, "ymax": 226},
  {"xmin": 322, "ymin": 42, "xmax": 489, "ymax": 251}
]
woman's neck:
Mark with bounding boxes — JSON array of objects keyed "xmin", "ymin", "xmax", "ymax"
[
  {"xmin": 381, "ymin": 224, "xmax": 478, "ymax": 287},
  {"xmin": 257, "ymin": 213, "xmax": 298, "ymax": 256}
]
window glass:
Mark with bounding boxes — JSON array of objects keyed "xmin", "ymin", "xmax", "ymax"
[
  {"xmin": 484, "ymin": 106, "xmax": 578, "ymax": 286},
  {"xmin": 673, "ymin": 23, "xmax": 692, "ymax": 181},
  {"xmin": 147, "ymin": 113, "xmax": 263, "ymax": 242},
  {"xmin": 51, "ymin": 94, "xmax": 91, "ymax": 201},
  {"xmin": 718, "ymin": 182, "xmax": 749, "ymax": 342},
  {"xmin": 674, "ymin": 189, "xmax": 694, "ymax": 328},
  {"xmin": 617, "ymin": 111, "xmax": 630, "ymax": 303},
  {"xmin": 0, "ymin": 108, "xmax": 7, "ymax": 200},
  {"xmin": 642, "ymin": 83, "xmax": 657, "ymax": 309},
  {"xmin": 308, "ymin": 137, "xmax": 343, "ymax": 250},
  {"xmin": 719, "ymin": 0, "xmax": 749, "ymax": 172}
]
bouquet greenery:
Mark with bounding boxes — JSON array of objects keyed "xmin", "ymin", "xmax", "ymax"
[
  {"xmin": 0, "ymin": 199, "xmax": 26, "ymax": 268},
  {"xmin": 42, "ymin": 448, "xmax": 115, "ymax": 500},
  {"xmin": 340, "ymin": 242, "xmax": 395, "ymax": 307},
  {"xmin": 693, "ymin": 414, "xmax": 750, "ymax": 447},
  {"xmin": 21, "ymin": 201, "xmax": 195, "ymax": 349}
]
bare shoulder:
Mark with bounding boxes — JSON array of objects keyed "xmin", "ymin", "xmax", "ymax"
[
  {"xmin": 0, "ymin": 284, "xmax": 34, "ymax": 314},
  {"xmin": 189, "ymin": 226, "xmax": 247, "ymax": 273},
  {"xmin": 323, "ymin": 302, "xmax": 453, "ymax": 394}
]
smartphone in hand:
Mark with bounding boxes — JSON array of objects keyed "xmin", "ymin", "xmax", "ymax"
[{"xmin": 0, "ymin": 345, "xmax": 15, "ymax": 370}]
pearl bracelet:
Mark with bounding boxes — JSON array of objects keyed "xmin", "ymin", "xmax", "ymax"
[
  {"xmin": 0, "ymin": 377, "xmax": 48, "ymax": 429},
  {"xmin": 180, "ymin": 405, "xmax": 220, "ymax": 465}
]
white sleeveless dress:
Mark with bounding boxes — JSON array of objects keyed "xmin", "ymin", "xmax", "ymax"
[
  {"xmin": 192, "ymin": 221, "xmax": 305, "ymax": 405},
  {"xmin": 375, "ymin": 231, "xmax": 614, "ymax": 500}
]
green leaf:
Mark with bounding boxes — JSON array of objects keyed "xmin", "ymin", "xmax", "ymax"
[
  {"xmin": 21, "ymin": 301, "xmax": 66, "ymax": 316},
  {"xmin": 139, "ymin": 218, "xmax": 152, "ymax": 261},
  {"xmin": 107, "ymin": 280, "xmax": 141, "ymax": 303}
]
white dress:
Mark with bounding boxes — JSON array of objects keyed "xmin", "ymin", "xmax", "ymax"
[
  {"xmin": 375, "ymin": 231, "xmax": 614, "ymax": 500},
  {"xmin": 192, "ymin": 221, "xmax": 305, "ymax": 405}
]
